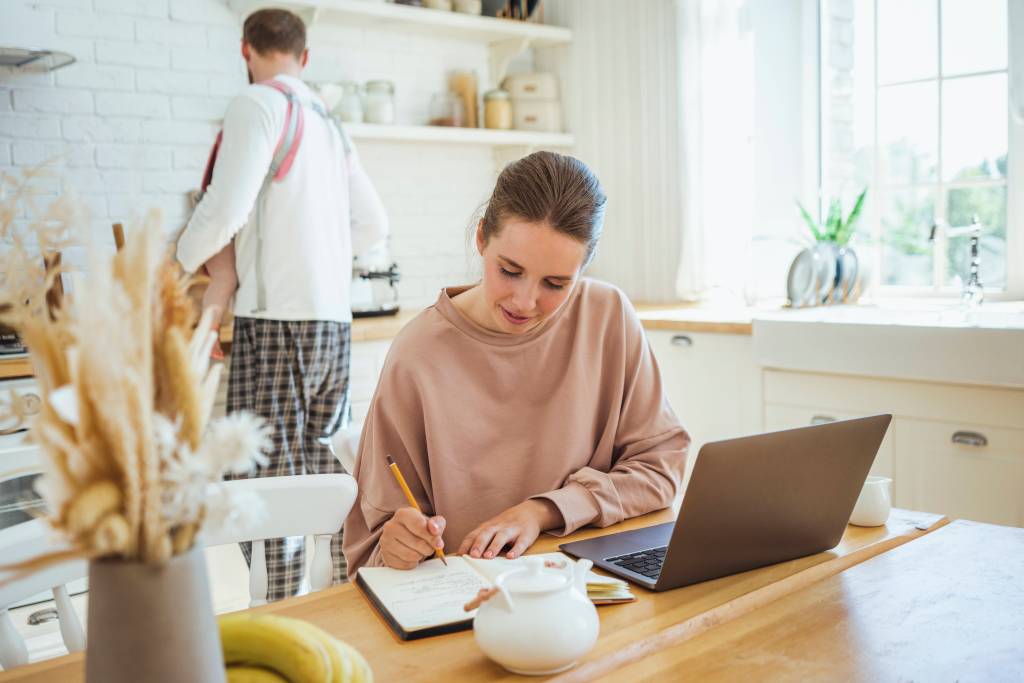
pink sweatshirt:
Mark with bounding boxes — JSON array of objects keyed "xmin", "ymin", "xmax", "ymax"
[{"xmin": 343, "ymin": 278, "xmax": 690, "ymax": 576}]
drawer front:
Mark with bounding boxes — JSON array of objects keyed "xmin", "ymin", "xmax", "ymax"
[
  {"xmin": 894, "ymin": 418, "xmax": 1024, "ymax": 527},
  {"xmin": 764, "ymin": 369, "xmax": 1024, "ymax": 429}
]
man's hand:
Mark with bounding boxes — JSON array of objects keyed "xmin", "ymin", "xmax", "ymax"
[
  {"xmin": 456, "ymin": 499, "xmax": 562, "ymax": 560},
  {"xmin": 380, "ymin": 507, "xmax": 446, "ymax": 570}
]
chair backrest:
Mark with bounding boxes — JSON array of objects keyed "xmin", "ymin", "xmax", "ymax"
[
  {"xmin": 201, "ymin": 473, "xmax": 358, "ymax": 607},
  {"xmin": 0, "ymin": 520, "xmax": 87, "ymax": 671}
]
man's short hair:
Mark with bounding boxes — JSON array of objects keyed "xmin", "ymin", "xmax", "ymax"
[{"xmin": 243, "ymin": 8, "xmax": 307, "ymax": 59}]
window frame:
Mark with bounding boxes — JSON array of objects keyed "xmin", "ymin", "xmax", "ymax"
[{"xmin": 816, "ymin": 0, "xmax": 1023, "ymax": 300}]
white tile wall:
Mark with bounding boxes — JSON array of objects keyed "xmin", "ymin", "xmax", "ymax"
[{"xmin": 0, "ymin": 0, "xmax": 509, "ymax": 308}]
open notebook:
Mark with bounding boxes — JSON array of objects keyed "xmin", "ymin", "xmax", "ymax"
[{"xmin": 355, "ymin": 552, "xmax": 634, "ymax": 641}]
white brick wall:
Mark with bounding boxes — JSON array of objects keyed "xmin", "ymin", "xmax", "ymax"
[{"xmin": 0, "ymin": 0, "xmax": 503, "ymax": 308}]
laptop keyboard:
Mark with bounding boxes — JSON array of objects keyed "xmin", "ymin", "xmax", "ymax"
[{"xmin": 606, "ymin": 546, "xmax": 667, "ymax": 579}]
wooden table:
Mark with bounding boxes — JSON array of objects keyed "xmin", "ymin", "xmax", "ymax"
[
  {"xmin": 591, "ymin": 519, "xmax": 1024, "ymax": 682},
  {"xmin": 0, "ymin": 508, "xmax": 945, "ymax": 682}
]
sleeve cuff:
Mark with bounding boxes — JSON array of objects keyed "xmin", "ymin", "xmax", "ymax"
[{"xmin": 532, "ymin": 481, "xmax": 601, "ymax": 537}]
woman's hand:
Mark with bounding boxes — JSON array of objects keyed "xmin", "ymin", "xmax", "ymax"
[
  {"xmin": 456, "ymin": 499, "xmax": 562, "ymax": 560},
  {"xmin": 380, "ymin": 507, "xmax": 446, "ymax": 570}
]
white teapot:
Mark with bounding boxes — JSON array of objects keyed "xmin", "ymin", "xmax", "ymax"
[{"xmin": 473, "ymin": 557, "xmax": 599, "ymax": 676}]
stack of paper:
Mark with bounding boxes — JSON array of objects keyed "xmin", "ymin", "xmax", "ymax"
[{"xmin": 584, "ymin": 571, "xmax": 635, "ymax": 605}]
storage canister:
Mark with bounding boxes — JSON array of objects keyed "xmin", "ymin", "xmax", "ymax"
[
  {"xmin": 364, "ymin": 80, "xmax": 395, "ymax": 124},
  {"xmin": 502, "ymin": 73, "xmax": 559, "ymax": 101},
  {"xmin": 483, "ymin": 89, "xmax": 513, "ymax": 130}
]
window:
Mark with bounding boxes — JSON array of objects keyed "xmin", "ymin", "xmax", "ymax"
[{"xmin": 819, "ymin": 0, "xmax": 1022, "ymax": 298}]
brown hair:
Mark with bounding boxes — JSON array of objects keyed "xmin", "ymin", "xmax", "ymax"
[
  {"xmin": 243, "ymin": 9, "xmax": 307, "ymax": 59},
  {"xmin": 481, "ymin": 151, "xmax": 607, "ymax": 267}
]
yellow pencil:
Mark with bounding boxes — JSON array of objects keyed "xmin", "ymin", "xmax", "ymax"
[{"xmin": 386, "ymin": 454, "xmax": 447, "ymax": 566}]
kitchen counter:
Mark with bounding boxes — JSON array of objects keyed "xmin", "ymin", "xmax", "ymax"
[
  {"xmin": 634, "ymin": 303, "xmax": 763, "ymax": 335},
  {"xmin": 0, "ymin": 310, "xmax": 424, "ymax": 380},
  {"xmin": 0, "ymin": 303, "xmax": 762, "ymax": 380}
]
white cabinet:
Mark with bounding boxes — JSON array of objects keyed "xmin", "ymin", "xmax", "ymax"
[
  {"xmin": 647, "ymin": 331, "xmax": 762, "ymax": 487},
  {"xmin": 763, "ymin": 368, "xmax": 1024, "ymax": 526},
  {"xmin": 895, "ymin": 418, "xmax": 1024, "ymax": 528}
]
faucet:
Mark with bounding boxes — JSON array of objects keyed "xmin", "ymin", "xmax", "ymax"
[{"xmin": 929, "ymin": 215, "xmax": 983, "ymax": 306}]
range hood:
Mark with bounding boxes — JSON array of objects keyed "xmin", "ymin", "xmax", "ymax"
[{"xmin": 0, "ymin": 46, "xmax": 75, "ymax": 72}]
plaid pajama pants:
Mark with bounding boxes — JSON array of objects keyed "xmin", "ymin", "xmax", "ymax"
[{"xmin": 226, "ymin": 317, "xmax": 351, "ymax": 602}]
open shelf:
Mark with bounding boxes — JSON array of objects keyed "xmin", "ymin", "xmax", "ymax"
[
  {"xmin": 344, "ymin": 122, "xmax": 574, "ymax": 147},
  {"xmin": 228, "ymin": 0, "xmax": 572, "ymax": 47}
]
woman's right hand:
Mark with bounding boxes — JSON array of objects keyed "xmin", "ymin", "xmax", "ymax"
[{"xmin": 379, "ymin": 507, "xmax": 446, "ymax": 570}]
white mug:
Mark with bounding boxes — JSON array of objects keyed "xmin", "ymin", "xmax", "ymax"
[{"xmin": 849, "ymin": 476, "xmax": 892, "ymax": 527}]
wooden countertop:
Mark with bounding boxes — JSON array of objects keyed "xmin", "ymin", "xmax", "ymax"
[
  {"xmin": 0, "ymin": 311, "xmax": 422, "ymax": 381},
  {"xmin": 635, "ymin": 303, "xmax": 763, "ymax": 336},
  {"xmin": 594, "ymin": 519, "xmax": 1024, "ymax": 682},
  {"xmin": 0, "ymin": 508, "xmax": 946, "ymax": 683}
]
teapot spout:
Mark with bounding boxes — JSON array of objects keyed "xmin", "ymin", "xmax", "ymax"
[{"xmin": 573, "ymin": 559, "xmax": 592, "ymax": 597}]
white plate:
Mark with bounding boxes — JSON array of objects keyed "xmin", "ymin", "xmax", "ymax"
[{"xmin": 786, "ymin": 249, "xmax": 819, "ymax": 307}]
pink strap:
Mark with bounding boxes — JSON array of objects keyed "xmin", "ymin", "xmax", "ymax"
[{"xmin": 258, "ymin": 79, "xmax": 305, "ymax": 182}]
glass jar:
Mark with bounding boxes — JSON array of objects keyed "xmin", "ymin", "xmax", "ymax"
[
  {"xmin": 336, "ymin": 81, "xmax": 363, "ymax": 123},
  {"xmin": 483, "ymin": 88, "xmax": 512, "ymax": 130},
  {"xmin": 364, "ymin": 80, "xmax": 396, "ymax": 124},
  {"xmin": 428, "ymin": 91, "xmax": 465, "ymax": 127}
]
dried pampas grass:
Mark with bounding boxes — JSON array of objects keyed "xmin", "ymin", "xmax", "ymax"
[{"xmin": 0, "ymin": 168, "xmax": 271, "ymax": 572}]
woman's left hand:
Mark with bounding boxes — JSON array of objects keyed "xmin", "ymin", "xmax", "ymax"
[{"xmin": 457, "ymin": 499, "xmax": 563, "ymax": 560}]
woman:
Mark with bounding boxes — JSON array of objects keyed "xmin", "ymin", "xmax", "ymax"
[{"xmin": 343, "ymin": 152, "xmax": 689, "ymax": 575}]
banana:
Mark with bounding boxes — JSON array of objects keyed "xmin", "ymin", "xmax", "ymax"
[
  {"xmin": 286, "ymin": 619, "xmax": 352, "ymax": 683},
  {"xmin": 226, "ymin": 666, "xmax": 290, "ymax": 683},
  {"xmin": 332, "ymin": 638, "xmax": 374, "ymax": 683},
  {"xmin": 218, "ymin": 613, "xmax": 332, "ymax": 683}
]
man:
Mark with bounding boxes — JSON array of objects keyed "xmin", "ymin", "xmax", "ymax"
[{"xmin": 177, "ymin": 8, "xmax": 388, "ymax": 601}]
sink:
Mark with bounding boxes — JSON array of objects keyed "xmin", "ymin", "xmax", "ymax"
[{"xmin": 752, "ymin": 301, "xmax": 1024, "ymax": 388}]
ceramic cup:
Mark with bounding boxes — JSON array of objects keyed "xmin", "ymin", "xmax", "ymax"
[{"xmin": 849, "ymin": 476, "xmax": 892, "ymax": 527}]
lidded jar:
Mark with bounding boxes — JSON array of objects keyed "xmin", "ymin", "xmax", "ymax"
[
  {"xmin": 483, "ymin": 88, "xmax": 512, "ymax": 130},
  {"xmin": 364, "ymin": 80, "xmax": 395, "ymax": 124}
]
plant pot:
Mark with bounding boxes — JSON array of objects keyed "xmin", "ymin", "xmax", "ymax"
[{"xmin": 86, "ymin": 546, "xmax": 226, "ymax": 683}]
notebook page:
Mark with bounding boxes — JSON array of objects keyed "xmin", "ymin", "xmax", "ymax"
[{"xmin": 356, "ymin": 557, "xmax": 488, "ymax": 632}]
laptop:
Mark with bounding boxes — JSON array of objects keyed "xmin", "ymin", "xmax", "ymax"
[{"xmin": 560, "ymin": 414, "xmax": 892, "ymax": 591}]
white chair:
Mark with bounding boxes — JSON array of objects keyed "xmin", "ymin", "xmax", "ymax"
[
  {"xmin": 330, "ymin": 427, "xmax": 362, "ymax": 474},
  {"xmin": 202, "ymin": 473, "xmax": 358, "ymax": 607},
  {"xmin": 0, "ymin": 519, "xmax": 87, "ymax": 671}
]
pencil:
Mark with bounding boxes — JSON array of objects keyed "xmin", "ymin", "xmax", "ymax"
[{"xmin": 386, "ymin": 455, "xmax": 447, "ymax": 566}]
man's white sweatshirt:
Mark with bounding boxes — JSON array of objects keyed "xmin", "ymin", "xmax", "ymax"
[{"xmin": 177, "ymin": 74, "xmax": 388, "ymax": 323}]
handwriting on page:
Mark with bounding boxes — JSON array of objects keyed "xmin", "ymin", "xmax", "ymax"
[{"xmin": 387, "ymin": 565, "xmax": 488, "ymax": 630}]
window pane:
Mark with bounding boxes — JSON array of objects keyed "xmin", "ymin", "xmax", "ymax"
[
  {"xmin": 878, "ymin": 0, "xmax": 938, "ymax": 84},
  {"xmin": 880, "ymin": 189, "xmax": 934, "ymax": 286},
  {"xmin": 942, "ymin": 73, "xmax": 1008, "ymax": 182},
  {"xmin": 941, "ymin": 0, "xmax": 1007, "ymax": 77},
  {"xmin": 878, "ymin": 82, "xmax": 938, "ymax": 185},
  {"xmin": 946, "ymin": 185, "xmax": 1007, "ymax": 289}
]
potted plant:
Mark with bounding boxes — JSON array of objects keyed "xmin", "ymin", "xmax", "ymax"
[
  {"xmin": 0, "ymin": 169, "xmax": 271, "ymax": 683},
  {"xmin": 794, "ymin": 188, "xmax": 868, "ymax": 303}
]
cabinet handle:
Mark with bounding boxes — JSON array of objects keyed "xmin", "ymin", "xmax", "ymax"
[
  {"xmin": 952, "ymin": 431, "xmax": 988, "ymax": 447},
  {"xmin": 28, "ymin": 608, "xmax": 58, "ymax": 626},
  {"xmin": 670, "ymin": 334, "xmax": 693, "ymax": 347},
  {"xmin": 810, "ymin": 415, "xmax": 836, "ymax": 425}
]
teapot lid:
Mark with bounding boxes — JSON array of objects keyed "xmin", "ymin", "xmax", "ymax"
[{"xmin": 496, "ymin": 558, "xmax": 571, "ymax": 594}]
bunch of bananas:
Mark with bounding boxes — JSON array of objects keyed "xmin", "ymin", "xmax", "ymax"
[{"xmin": 219, "ymin": 613, "xmax": 373, "ymax": 683}]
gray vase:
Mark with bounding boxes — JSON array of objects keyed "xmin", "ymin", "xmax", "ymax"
[{"xmin": 86, "ymin": 546, "xmax": 226, "ymax": 683}]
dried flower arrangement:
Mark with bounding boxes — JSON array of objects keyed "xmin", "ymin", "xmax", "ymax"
[{"xmin": 0, "ymin": 168, "xmax": 271, "ymax": 571}]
